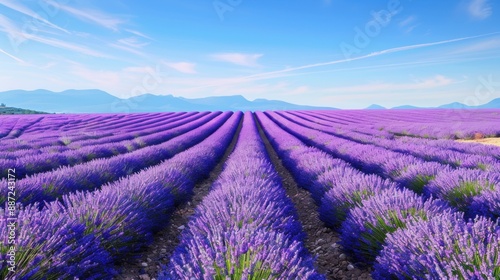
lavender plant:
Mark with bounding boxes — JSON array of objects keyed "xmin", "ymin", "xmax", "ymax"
[
  {"xmin": 340, "ymin": 188, "xmax": 452, "ymax": 264},
  {"xmin": 374, "ymin": 212, "xmax": 500, "ymax": 279}
]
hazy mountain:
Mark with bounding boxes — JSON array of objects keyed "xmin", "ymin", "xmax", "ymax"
[
  {"xmin": 365, "ymin": 104, "xmax": 386, "ymax": 110},
  {"xmin": 0, "ymin": 89, "xmax": 121, "ymax": 113},
  {"xmin": 0, "ymin": 90, "xmax": 337, "ymax": 113},
  {"xmin": 2, "ymin": 89, "xmax": 499, "ymax": 113},
  {"xmin": 439, "ymin": 98, "xmax": 500, "ymax": 109},
  {"xmin": 391, "ymin": 105, "xmax": 424, "ymax": 110}
]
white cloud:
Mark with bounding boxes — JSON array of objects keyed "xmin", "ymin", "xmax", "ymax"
[
  {"xmin": 214, "ymin": 32, "xmax": 499, "ymax": 85},
  {"xmin": 125, "ymin": 29, "xmax": 153, "ymax": 40},
  {"xmin": 0, "ymin": 14, "xmax": 26, "ymax": 44},
  {"xmin": 451, "ymin": 38, "xmax": 500, "ymax": 54},
  {"xmin": 53, "ymin": 2, "xmax": 126, "ymax": 31},
  {"xmin": 399, "ymin": 16, "xmax": 416, "ymax": 27},
  {"xmin": 211, "ymin": 53, "xmax": 263, "ymax": 67},
  {"xmin": 0, "ymin": 47, "xmax": 27, "ymax": 64},
  {"xmin": 0, "ymin": 14, "xmax": 110, "ymax": 58},
  {"xmin": 0, "ymin": 0, "xmax": 69, "ymax": 33},
  {"xmin": 468, "ymin": 0, "xmax": 492, "ymax": 20},
  {"xmin": 109, "ymin": 43, "xmax": 145, "ymax": 56},
  {"xmin": 325, "ymin": 75, "xmax": 455, "ymax": 93},
  {"xmin": 31, "ymin": 34, "xmax": 111, "ymax": 58},
  {"xmin": 399, "ymin": 15, "xmax": 419, "ymax": 33},
  {"xmin": 117, "ymin": 37, "xmax": 149, "ymax": 49},
  {"xmin": 163, "ymin": 62, "xmax": 197, "ymax": 74},
  {"xmin": 110, "ymin": 36, "xmax": 150, "ymax": 57}
]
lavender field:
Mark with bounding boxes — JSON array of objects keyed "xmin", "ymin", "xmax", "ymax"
[{"xmin": 1, "ymin": 109, "xmax": 500, "ymax": 280}]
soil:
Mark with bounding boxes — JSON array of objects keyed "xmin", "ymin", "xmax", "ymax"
[
  {"xmin": 113, "ymin": 118, "xmax": 243, "ymax": 280},
  {"xmin": 457, "ymin": 137, "xmax": 500, "ymax": 147},
  {"xmin": 113, "ymin": 114, "xmax": 373, "ymax": 280},
  {"xmin": 254, "ymin": 115, "xmax": 373, "ymax": 280}
]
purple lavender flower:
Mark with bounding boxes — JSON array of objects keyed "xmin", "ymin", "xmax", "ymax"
[
  {"xmin": 424, "ymin": 169, "xmax": 500, "ymax": 212},
  {"xmin": 319, "ymin": 174, "xmax": 399, "ymax": 228},
  {"xmin": 374, "ymin": 212, "xmax": 500, "ymax": 279},
  {"xmin": 340, "ymin": 188, "xmax": 452, "ymax": 264}
]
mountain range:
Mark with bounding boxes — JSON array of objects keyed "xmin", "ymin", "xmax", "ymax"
[
  {"xmin": 0, "ymin": 89, "xmax": 499, "ymax": 113},
  {"xmin": 0, "ymin": 89, "xmax": 335, "ymax": 113}
]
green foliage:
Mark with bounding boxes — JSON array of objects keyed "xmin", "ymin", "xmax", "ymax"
[
  {"xmin": 446, "ymin": 181, "xmax": 495, "ymax": 211},
  {"xmin": 0, "ymin": 106, "xmax": 48, "ymax": 115}
]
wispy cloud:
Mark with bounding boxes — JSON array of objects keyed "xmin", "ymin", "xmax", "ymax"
[
  {"xmin": 0, "ymin": 47, "xmax": 27, "ymax": 64},
  {"xmin": 324, "ymin": 75, "xmax": 455, "ymax": 93},
  {"xmin": 109, "ymin": 43, "xmax": 145, "ymax": 56},
  {"xmin": 163, "ymin": 61, "xmax": 197, "ymax": 74},
  {"xmin": 451, "ymin": 38, "xmax": 500, "ymax": 54},
  {"xmin": 125, "ymin": 29, "xmax": 153, "ymax": 40},
  {"xmin": 211, "ymin": 53, "xmax": 263, "ymax": 67},
  {"xmin": 54, "ymin": 2, "xmax": 126, "ymax": 31},
  {"xmin": 467, "ymin": 0, "xmax": 492, "ymax": 20},
  {"xmin": 0, "ymin": 13, "xmax": 110, "ymax": 58},
  {"xmin": 189, "ymin": 32, "xmax": 500, "ymax": 90},
  {"xmin": 0, "ymin": 0, "xmax": 69, "ymax": 33},
  {"xmin": 399, "ymin": 15, "xmax": 418, "ymax": 33},
  {"xmin": 0, "ymin": 14, "xmax": 26, "ymax": 44},
  {"xmin": 31, "ymin": 34, "xmax": 111, "ymax": 58},
  {"xmin": 110, "ymin": 35, "xmax": 151, "ymax": 57}
]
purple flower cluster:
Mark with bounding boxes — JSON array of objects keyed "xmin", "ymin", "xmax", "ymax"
[
  {"xmin": 279, "ymin": 111, "xmax": 500, "ymax": 171},
  {"xmin": 0, "ymin": 204, "xmax": 113, "ymax": 279},
  {"xmin": 304, "ymin": 111, "xmax": 498, "ymax": 167},
  {"xmin": 319, "ymin": 173, "xmax": 398, "ymax": 228},
  {"xmin": 1, "ymin": 112, "xmax": 229, "ymax": 207},
  {"xmin": 256, "ymin": 110, "xmax": 499, "ymax": 278},
  {"xmin": 304, "ymin": 109, "xmax": 500, "ymax": 140},
  {"xmin": 163, "ymin": 112, "xmax": 323, "ymax": 279},
  {"xmin": 374, "ymin": 212, "xmax": 500, "ymax": 279},
  {"xmin": 340, "ymin": 189, "xmax": 451, "ymax": 264},
  {"xmin": 424, "ymin": 168, "xmax": 500, "ymax": 215},
  {"xmin": 0, "ymin": 112, "xmax": 212, "ymax": 179},
  {"xmin": 0, "ymin": 112, "xmax": 242, "ymax": 278},
  {"xmin": 268, "ymin": 111, "xmax": 500, "ymax": 220}
]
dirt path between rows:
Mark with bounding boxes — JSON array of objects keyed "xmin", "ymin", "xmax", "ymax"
[
  {"xmin": 113, "ymin": 117, "xmax": 243, "ymax": 280},
  {"xmin": 253, "ymin": 115, "xmax": 372, "ymax": 280},
  {"xmin": 457, "ymin": 137, "xmax": 500, "ymax": 147}
]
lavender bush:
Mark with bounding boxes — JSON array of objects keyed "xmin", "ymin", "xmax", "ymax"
[
  {"xmin": 374, "ymin": 212, "xmax": 500, "ymax": 279},
  {"xmin": 340, "ymin": 188, "xmax": 452, "ymax": 264}
]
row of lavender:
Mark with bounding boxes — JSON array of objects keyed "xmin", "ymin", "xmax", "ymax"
[
  {"xmin": 0, "ymin": 112, "xmax": 242, "ymax": 279},
  {"xmin": 270, "ymin": 111, "xmax": 500, "ymax": 221},
  {"xmin": 0, "ymin": 112, "xmax": 185, "ymax": 157},
  {"xmin": 257, "ymin": 111, "xmax": 500, "ymax": 278},
  {"xmin": 312, "ymin": 109, "xmax": 500, "ymax": 139},
  {"xmin": 295, "ymin": 111, "xmax": 500, "ymax": 160},
  {"xmin": 162, "ymin": 112, "xmax": 323, "ymax": 279},
  {"xmin": 0, "ymin": 112, "xmax": 209, "ymax": 179},
  {"xmin": 0, "ymin": 112, "xmax": 228, "ymax": 207}
]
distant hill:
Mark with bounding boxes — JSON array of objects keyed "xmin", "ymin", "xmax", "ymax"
[
  {"xmin": 0, "ymin": 89, "xmax": 337, "ymax": 113},
  {"xmin": 439, "ymin": 98, "xmax": 500, "ymax": 109},
  {"xmin": 0, "ymin": 106, "xmax": 48, "ymax": 115},
  {"xmin": 365, "ymin": 104, "xmax": 386, "ymax": 110},
  {"xmin": 391, "ymin": 105, "xmax": 425, "ymax": 110}
]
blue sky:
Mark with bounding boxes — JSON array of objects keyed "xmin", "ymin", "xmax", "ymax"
[{"xmin": 0, "ymin": 0, "xmax": 499, "ymax": 109}]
